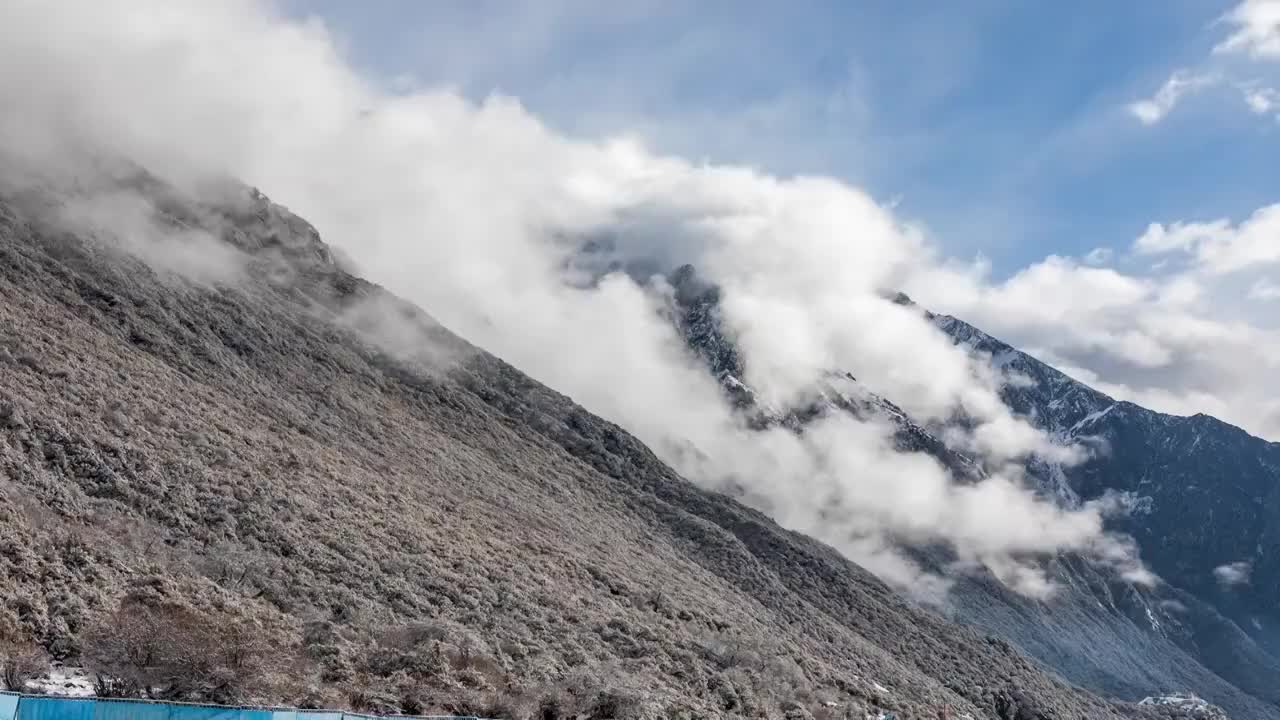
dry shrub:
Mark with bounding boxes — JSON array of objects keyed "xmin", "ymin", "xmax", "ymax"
[
  {"xmin": 364, "ymin": 621, "xmax": 451, "ymax": 680},
  {"xmin": 434, "ymin": 687, "xmax": 532, "ymax": 720},
  {"xmin": 81, "ymin": 598, "xmax": 276, "ymax": 703},
  {"xmin": 1, "ymin": 642, "xmax": 48, "ymax": 692},
  {"xmin": 344, "ymin": 677, "xmax": 401, "ymax": 715},
  {"xmin": 701, "ymin": 629, "xmax": 764, "ymax": 672},
  {"xmin": 538, "ymin": 694, "xmax": 564, "ymax": 720},
  {"xmin": 0, "ymin": 612, "xmax": 48, "ymax": 692}
]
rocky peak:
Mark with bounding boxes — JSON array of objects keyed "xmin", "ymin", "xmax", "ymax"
[
  {"xmin": 657, "ymin": 265, "xmax": 984, "ymax": 477},
  {"xmin": 217, "ymin": 186, "xmax": 336, "ymax": 269}
]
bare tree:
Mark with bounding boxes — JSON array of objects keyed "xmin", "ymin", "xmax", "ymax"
[
  {"xmin": 82, "ymin": 599, "xmax": 274, "ymax": 704},
  {"xmin": 1, "ymin": 642, "xmax": 47, "ymax": 692}
]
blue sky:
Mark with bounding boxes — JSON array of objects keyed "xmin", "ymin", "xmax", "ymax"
[{"xmin": 283, "ymin": 1, "xmax": 1279, "ymax": 278}]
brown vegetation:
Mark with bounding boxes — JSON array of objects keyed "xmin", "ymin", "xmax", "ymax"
[
  {"xmin": 0, "ymin": 625, "xmax": 48, "ymax": 693},
  {"xmin": 0, "ymin": 181, "xmax": 1176, "ymax": 719},
  {"xmin": 80, "ymin": 598, "xmax": 273, "ymax": 703}
]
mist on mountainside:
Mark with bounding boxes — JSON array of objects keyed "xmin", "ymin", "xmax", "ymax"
[{"xmin": 0, "ymin": 0, "xmax": 1153, "ymax": 601}]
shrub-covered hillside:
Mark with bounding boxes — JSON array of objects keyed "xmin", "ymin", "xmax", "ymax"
[{"xmin": 0, "ymin": 172, "xmax": 1173, "ymax": 719}]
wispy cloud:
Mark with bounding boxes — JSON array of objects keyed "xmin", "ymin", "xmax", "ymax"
[
  {"xmin": 1242, "ymin": 84, "xmax": 1279, "ymax": 113},
  {"xmin": 1083, "ymin": 247, "xmax": 1115, "ymax": 266},
  {"xmin": 1130, "ymin": 1, "xmax": 1280, "ymax": 124},
  {"xmin": 1214, "ymin": 560, "xmax": 1253, "ymax": 586},
  {"xmin": 1249, "ymin": 277, "xmax": 1280, "ymax": 300},
  {"xmin": 1128, "ymin": 70, "xmax": 1221, "ymax": 125}
]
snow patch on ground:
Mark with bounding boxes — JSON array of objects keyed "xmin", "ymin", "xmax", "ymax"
[
  {"xmin": 1138, "ymin": 692, "xmax": 1225, "ymax": 718},
  {"xmin": 1146, "ymin": 605, "xmax": 1162, "ymax": 632},
  {"xmin": 1069, "ymin": 403, "xmax": 1116, "ymax": 434},
  {"xmin": 24, "ymin": 664, "xmax": 96, "ymax": 697},
  {"xmin": 1104, "ymin": 490, "xmax": 1155, "ymax": 517}
]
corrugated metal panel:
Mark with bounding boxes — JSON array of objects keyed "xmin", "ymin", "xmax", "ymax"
[
  {"xmin": 1, "ymin": 694, "xmax": 489, "ymax": 720},
  {"xmin": 0, "ymin": 693, "xmax": 19, "ymax": 720},
  {"xmin": 14, "ymin": 696, "xmax": 95, "ymax": 720},
  {"xmin": 169, "ymin": 706, "xmax": 269, "ymax": 720},
  {"xmin": 94, "ymin": 699, "xmax": 170, "ymax": 720}
]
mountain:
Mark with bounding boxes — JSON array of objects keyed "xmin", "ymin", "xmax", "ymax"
[
  {"xmin": 934, "ymin": 313, "xmax": 1280, "ymax": 712},
  {"xmin": 656, "ymin": 266, "xmax": 1280, "ymax": 720},
  {"xmin": 0, "ymin": 167, "xmax": 1192, "ymax": 719},
  {"xmin": 662, "ymin": 265, "xmax": 982, "ymax": 480}
]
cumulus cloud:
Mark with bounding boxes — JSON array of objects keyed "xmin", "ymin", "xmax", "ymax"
[
  {"xmin": 0, "ymin": 0, "xmax": 1149, "ymax": 600},
  {"xmin": 1214, "ymin": 0, "xmax": 1280, "ymax": 60},
  {"xmin": 1242, "ymin": 85, "xmax": 1279, "ymax": 113},
  {"xmin": 911, "ymin": 256, "xmax": 1180, "ymax": 369},
  {"xmin": 1128, "ymin": 70, "xmax": 1220, "ymax": 125},
  {"xmin": 908, "ymin": 214, "xmax": 1280, "ymax": 440},
  {"xmin": 1214, "ymin": 561, "xmax": 1253, "ymax": 587},
  {"xmin": 1136, "ymin": 205, "xmax": 1280, "ymax": 274}
]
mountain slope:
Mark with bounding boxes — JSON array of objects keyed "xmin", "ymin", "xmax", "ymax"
[
  {"xmin": 937, "ymin": 312, "xmax": 1280, "ymax": 619},
  {"xmin": 0, "ymin": 172, "xmax": 1179, "ymax": 718},
  {"xmin": 934, "ymin": 313, "xmax": 1280, "ymax": 712},
  {"xmin": 655, "ymin": 270, "xmax": 1278, "ymax": 719}
]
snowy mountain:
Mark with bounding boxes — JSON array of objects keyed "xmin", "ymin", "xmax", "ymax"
[
  {"xmin": 934, "ymin": 311, "xmax": 1279, "ymax": 618},
  {"xmin": 655, "ymin": 268, "xmax": 1280, "ymax": 719},
  {"xmin": 663, "ymin": 265, "xmax": 983, "ymax": 480},
  {"xmin": 933, "ymin": 312, "xmax": 1280, "ymax": 714}
]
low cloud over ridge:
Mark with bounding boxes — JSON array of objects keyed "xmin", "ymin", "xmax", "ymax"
[{"xmin": 0, "ymin": 0, "xmax": 1180, "ymax": 598}]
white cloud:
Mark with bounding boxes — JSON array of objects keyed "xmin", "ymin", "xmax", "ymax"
[
  {"xmin": 1127, "ymin": 70, "xmax": 1220, "ymax": 125},
  {"xmin": 1135, "ymin": 219, "xmax": 1228, "ymax": 256},
  {"xmin": 1135, "ymin": 205, "xmax": 1280, "ymax": 274},
  {"xmin": 908, "ymin": 230, "xmax": 1280, "ymax": 440},
  {"xmin": 1250, "ymin": 277, "xmax": 1280, "ymax": 299},
  {"xmin": 0, "ymin": 0, "xmax": 1142, "ymax": 600},
  {"xmin": 0, "ymin": 172, "xmax": 248, "ymax": 285},
  {"xmin": 1242, "ymin": 85, "xmax": 1279, "ymax": 113},
  {"xmin": 1131, "ymin": 2, "xmax": 1280, "ymax": 123},
  {"xmin": 1083, "ymin": 247, "xmax": 1114, "ymax": 266},
  {"xmin": 1215, "ymin": 0, "xmax": 1280, "ymax": 60},
  {"xmin": 1214, "ymin": 561, "xmax": 1253, "ymax": 586}
]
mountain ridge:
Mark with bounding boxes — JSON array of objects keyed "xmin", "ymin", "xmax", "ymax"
[
  {"xmin": 0, "ymin": 168, "xmax": 1192, "ymax": 718},
  {"xmin": 653, "ymin": 266, "xmax": 1280, "ymax": 719},
  {"xmin": 930, "ymin": 312, "xmax": 1280, "ymax": 713}
]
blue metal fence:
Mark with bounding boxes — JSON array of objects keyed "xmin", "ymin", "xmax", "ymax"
[{"xmin": 0, "ymin": 694, "xmax": 485, "ymax": 720}]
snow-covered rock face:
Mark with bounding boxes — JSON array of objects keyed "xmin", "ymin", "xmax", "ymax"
[
  {"xmin": 1140, "ymin": 692, "xmax": 1207, "ymax": 706},
  {"xmin": 929, "ymin": 314, "xmax": 1113, "ymax": 437},
  {"xmin": 1138, "ymin": 693, "xmax": 1230, "ymax": 720}
]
